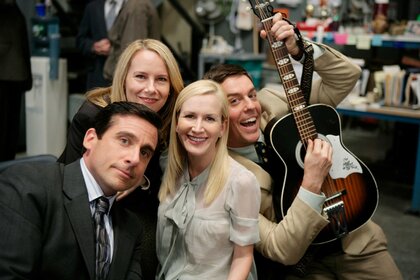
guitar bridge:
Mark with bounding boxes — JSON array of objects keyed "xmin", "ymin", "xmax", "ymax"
[{"xmin": 324, "ymin": 201, "xmax": 349, "ymax": 238}]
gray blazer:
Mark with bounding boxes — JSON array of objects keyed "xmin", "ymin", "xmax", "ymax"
[{"xmin": 0, "ymin": 160, "xmax": 143, "ymax": 279}]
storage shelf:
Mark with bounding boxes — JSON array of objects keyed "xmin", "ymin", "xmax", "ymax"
[{"xmin": 302, "ymin": 31, "xmax": 420, "ymax": 49}]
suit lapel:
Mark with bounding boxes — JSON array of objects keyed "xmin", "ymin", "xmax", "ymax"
[
  {"xmin": 108, "ymin": 205, "xmax": 141, "ymax": 279},
  {"xmin": 63, "ymin": 161, "xmax": 95, "ymax": 279}
]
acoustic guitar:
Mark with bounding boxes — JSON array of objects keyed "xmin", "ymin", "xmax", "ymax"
[{"xmin": 248, "ymin": 0, "xmax": 379, "ymax": 244}]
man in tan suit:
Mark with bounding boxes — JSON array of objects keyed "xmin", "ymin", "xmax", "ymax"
[
  {"xmin": 204, "ymin": 12, "xmax": 402, "ymax": 280},
  {"xmin": 103, "ymin": 0, "xmax": 161, "ymax": 80}
]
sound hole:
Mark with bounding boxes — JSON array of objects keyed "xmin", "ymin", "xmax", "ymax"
[{"xmin": 294, "ymin": 134, "xmax": 330, "ymax": 169}]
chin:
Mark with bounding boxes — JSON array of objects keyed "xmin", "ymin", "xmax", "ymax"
[{"xmin": 245, "ymin": 132, "xmax": 259, "ymax": 144}]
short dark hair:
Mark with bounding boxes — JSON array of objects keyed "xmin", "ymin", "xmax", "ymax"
[
  {"xmin": 94, "ymin": 101, "xmax": 163, "ymax": 140},
  {"xmin": 203, "ymin": 64, "xmax": 253, "ymax": 84}
]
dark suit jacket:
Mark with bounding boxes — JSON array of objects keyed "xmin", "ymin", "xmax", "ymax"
[
  {"xmin": 0, "ymin": 0, "xmax": 32, "ymax": 91},
  {"xmin": 77, "ymin": 0, "xmax": 111, "ymax": 90},
  {"xmin": 0, "ymin": 160, "xmax": 143, "ymax": 279},
  {"xmin": 59, "ymin": 100, "xmax": 161, "ymax": 279}
]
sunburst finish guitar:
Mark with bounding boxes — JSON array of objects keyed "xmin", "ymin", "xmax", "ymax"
[{"xmin": 248, "ymin": 0, "xmax": 379, "ymax": 245}]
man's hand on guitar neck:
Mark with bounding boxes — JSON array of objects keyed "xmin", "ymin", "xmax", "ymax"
[
  {"xmin": 260, "ymin": 12, "xmax": 302, "ymax": 59},
  {"xmin": 301, "ymin": 139, "xmax": 333, "ymax": 195}
]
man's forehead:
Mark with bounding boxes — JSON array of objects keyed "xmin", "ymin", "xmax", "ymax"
[
  {"xmin": 222, "ymin": 76, "xmax": 254, "ymax": 91},
  {"xmin": 109, "ymin": 115, "xmax": 157, "ymax": 136}
]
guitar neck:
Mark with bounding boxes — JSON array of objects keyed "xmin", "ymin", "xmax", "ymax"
[{"xmin": 257, "ymin": 5, "xmax": 317, "ymax": 142}]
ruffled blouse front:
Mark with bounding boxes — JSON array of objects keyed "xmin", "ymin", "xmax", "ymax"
[{"xmin": 156, "ymin": 157, "xmax": 261, "ymax": 280}]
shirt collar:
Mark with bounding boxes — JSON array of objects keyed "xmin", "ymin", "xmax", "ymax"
[
  {"xmin": 228, "ymin": 129, "xmax": 265, "ymax": 162},
  {"xmin": 105, "ymin": 0, "xmax": 124, "ymax": 14},
  {"xmin": 80, "ymin": 158, "xmax": 116, "ymax": 209}
]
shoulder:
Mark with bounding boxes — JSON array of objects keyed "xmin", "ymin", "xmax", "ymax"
[
  {"xmin": 229, "ymin": 157, "xmax": 255, "ymax": 177},
  {"xmin": 258, "ymin": 87, "xmax": 290, "ymax": 127},
  {"xmin": 72, "ymin": 101, "xmax": 101, "ymax": 124},
  {"xmin": 78, "ymin": 100, "xmax": 102, "ymax": 114},
  {"xmin": 228, "ymin": 151, "xmax": 272, "ymax": 192},
  {"xmin": 0, "ymin": 161, "xmax": 64, "ymax": 200},
  {"xmin": 228, "ymin": 157, "xmax": 259, "ymax": 189},
  {"xmin": 2, "ymin": 161, "xmax": 62, "ymax": 179}
]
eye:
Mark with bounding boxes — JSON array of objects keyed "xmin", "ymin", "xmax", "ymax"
[
  {"xmin": 249, "ymin": 91, "xmax": 257, "ymax": 100},
  {"xmin": 183, "ymin": 113, "xmax": 195, "ymax": 119},
  {"xmin": 205, "ymin": 116, "xmax": 216, "ymax": 122},
  {"xmin": 119, "ymin": 137, "xmax": 130, "ymax": 145},
  {"xmin": 157, "ymin": 76, "xmax": 168, "ymax": 83},
  {"xmin": 140, "ymin": 149, "xmax": 152, "ymax": 159},
  {"xmin": 229, "ymin": 98, "xmax": 239, "ymax": 105},
  {"xmin": 136, "ymin": 74, "xmax": 146, "ymax": 79}
]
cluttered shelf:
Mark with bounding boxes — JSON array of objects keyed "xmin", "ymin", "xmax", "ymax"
[{"xmin": 302, "ymin": 31, "xmax": 420, "ymax": 49}]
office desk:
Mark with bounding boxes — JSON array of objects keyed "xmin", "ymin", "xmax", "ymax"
[{"xmin": 337, "ymin": 104, "xmax": 420, "ymax": 213}]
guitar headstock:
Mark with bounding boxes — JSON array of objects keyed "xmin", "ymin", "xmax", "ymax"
[{"xmin": 247, "ymin": 0, "xmax": 274, "ymax": 21}]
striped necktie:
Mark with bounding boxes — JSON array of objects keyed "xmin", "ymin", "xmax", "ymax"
[{"xmin": 94, "ymin": 196, "xmax": 111, "ymax": 280}]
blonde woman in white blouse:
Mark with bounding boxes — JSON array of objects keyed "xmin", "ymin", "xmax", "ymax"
[{"xmin": 156, "ymin": 80, "xmax": 261, "ymax": 280}]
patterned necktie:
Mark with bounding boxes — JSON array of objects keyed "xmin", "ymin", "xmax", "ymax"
[
  {"xmin": 94, "ymin": 196, "xmax": 111, "ymax": 280},
  {"xmin": 254, "ymin": 141, "xmax": 268, "ymax": 168},
  {"xmin": 106, "ymin": 0, "xmax": 117, "ymax": 31}
]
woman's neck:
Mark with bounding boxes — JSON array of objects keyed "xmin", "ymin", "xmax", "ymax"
[{"xmin": 187, "ymin": 154, "xmax": 212, "ymax": 180}]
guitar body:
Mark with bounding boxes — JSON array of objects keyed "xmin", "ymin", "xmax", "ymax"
[{"xmin": 265, "ymin": 104, "xmax": 379, "ymax": 244}]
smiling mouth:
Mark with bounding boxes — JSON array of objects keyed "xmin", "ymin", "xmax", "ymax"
[
  {"xmin": 140, "ymin": 97, "xmax": 157, "ymax": 103},
  {"xmin": 241, "ymin": 117, "xmax": 257, "ymax": 127},
  {"xmin": 187, "ymin": 135, "xmax": 206, "ymax": 143}
]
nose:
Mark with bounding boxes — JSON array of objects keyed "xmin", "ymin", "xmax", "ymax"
[
  {"xmin": 192, "ymin": 118, "xmax": 204, "ymax": 132},
  {"xmin": 244, "ymin": 97, "xmax": 256, "ymax": 111},
  {"xmin": 145, "ymin": 78, "xmax": 156, "ymax": 94},
  {"xmin": 124, "ymin": 147, "xmax": 141, "ymax": 166}
]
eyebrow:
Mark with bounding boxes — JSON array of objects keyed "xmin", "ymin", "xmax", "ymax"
[
  {"xmin": 181, "ymin": 111, "xmax": 220, "ymax": 118},
  {"xmin": 116, "ymin": 131, "xmax": 156, "ymax": 153},
  {"xmin": 226, "ymin": 92, "xmax": 241, "ymax": 98},
  {"xmin": 142, "ymin": 144, "xmax": 156, "ymax": 155}
]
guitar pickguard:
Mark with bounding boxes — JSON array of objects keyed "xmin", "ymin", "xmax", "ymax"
[{"xmin": 327, "ymin": 134, "xmax": 363, "ymax": 179}]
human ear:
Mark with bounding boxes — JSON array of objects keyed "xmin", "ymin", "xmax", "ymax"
[{"xmin": 82, "ymin": 128, "xmax": 98, "ymax": 151}]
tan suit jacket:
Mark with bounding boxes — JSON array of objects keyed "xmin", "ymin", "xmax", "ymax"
[
  {"xmin": 104, "ymin": 0, "xmax": 161, "ymax": 80},
  {"xmin": 230, "ymin": 42, "xmax": 388, "ymax": 265}
]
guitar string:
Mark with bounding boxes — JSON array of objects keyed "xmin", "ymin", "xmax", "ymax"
[
  {"xmin": 259, "ymin": 10, "xmax": 315, "ymax": 141},
  {"xmin": 257, "ymin": 5, "xmax": 316, "ymax": 144}
]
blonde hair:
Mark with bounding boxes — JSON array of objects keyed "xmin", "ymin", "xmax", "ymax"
[
  {"xmin": 159, "ymin": 80, "xmax": 230, "ymax": 205},
  {"xmin": 86, "ymin": 39, "xmax": 184, "ymax": 147}
]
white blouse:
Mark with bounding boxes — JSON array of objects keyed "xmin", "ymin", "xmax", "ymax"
[{"xmin": 156, "ymin": 157, "xmax": 261, "ymax": 280}]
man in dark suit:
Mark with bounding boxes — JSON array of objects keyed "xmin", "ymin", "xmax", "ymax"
[
  {"xmin": 77, "ymin": 0, "xmax": 120, "ymax": 90},
  {"xmin": 0, "ymin": 101, "xmax": 162, "ymax": 280},
  {"xmin": 0, "ymin": 0, "xmax": 32, "ymax": 161}
]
